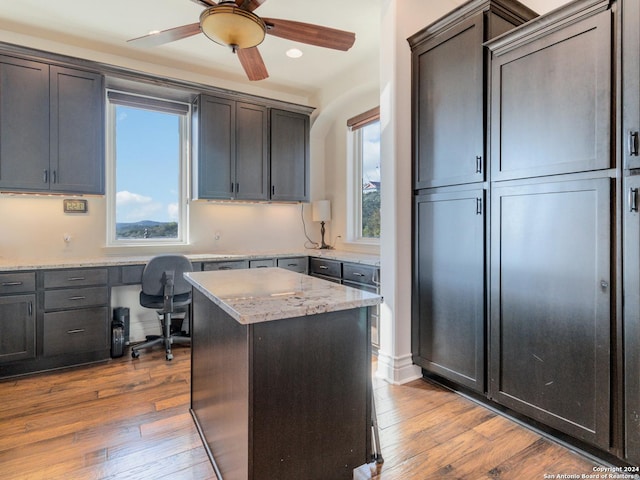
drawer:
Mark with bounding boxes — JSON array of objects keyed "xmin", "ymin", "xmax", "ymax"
[
  {"xmin": 342, "ymin": 263, "xmax": 378, "ymax": 287},
  {"xmin": 203, "ymin": 260, "xmax": 249, "ymax": 271},
  {"xmin": 0, "ymin": 272, "xmax": 36, "ymax": 294},
  {"xmin": 45, "ymin": 286, "xmax": 109, "ymax": 310},
  {"xmin": 277, "ymin": 257, "xmax": 307, "ymax": 274},
  {"xmin": 43, "ymin": 306, "xmax": 109, "ymax": 356},
  {"xmin": 121, "ymin": 265, "xmax": 144, "ymax": 284},
  {"xmin": 250, "ymin": 259, "xmax": 275, "ymax": 268},
  {"xmin": 44, "ymin": 268, "xmax": 108, "ymax": 288},
  {"xmin": 309, "ymin": 258, "xmax": 341, "ymax": 279}
]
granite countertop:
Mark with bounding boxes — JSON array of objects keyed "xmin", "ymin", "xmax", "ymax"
[
  {"xmin": 184, "ymin": 267, "xmax": 382, "ymax": 325},
  {"xmin": 0, "ymin": 249, "xmax": 379, "ymax": 271}
]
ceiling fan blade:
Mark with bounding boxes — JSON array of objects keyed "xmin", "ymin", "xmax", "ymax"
[
  {"xmin": 263, "ymin": 18, "xmax": 355, "ymax": 51},
  {"xmin": 235, "ymin": 0, "xmax": 267, "ymax": 11},
  {"xmin": 127, "ymin": 23, "xmax": 201, "ymax": 48},
  {"xmin": 189, "ymin": 0, "xmax": 217, "ymax": 6},
  {"xmin": 237, "ymin": 47, "xmax": 269, "ymax": 81}
]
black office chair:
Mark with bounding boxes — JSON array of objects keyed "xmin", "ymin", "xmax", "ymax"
[{"xmin": 131, "ymin": 255, "xmax": 193, "ymax": 361}]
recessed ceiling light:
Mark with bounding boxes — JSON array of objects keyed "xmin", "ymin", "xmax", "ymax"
[{"xmin": 286, "ymin": 48, "xmax": 303, "ymax": 59}]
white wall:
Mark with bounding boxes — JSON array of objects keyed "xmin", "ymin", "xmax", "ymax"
[{"xmin": 0, "ymin": 194, "xmax": 317, "ymax": 262}]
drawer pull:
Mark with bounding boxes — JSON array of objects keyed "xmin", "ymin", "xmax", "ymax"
[
  {"xmin": 219, "ymin": 266, "xmax": 232, "ymax": 270},
  {"xmin": 287, "ymin": 263, "xmax": 298, "ymax": 267},
  {"xmin": 353, "ymin": 272, "xmax": 365, "ymax": 277},
  {"xmin": 67, "ymin": 329, "xmax": 85, "ymax": 335},
  {"xmin": 319, "ymin": 265, "xmax": 329, "ymax": 270},
  {"xmin": 2, "ymin": 281, "xmax": 23, "ymax": 286},
  {"xmin": 67, "ymin": 277, "xmax": 86, "ymax": 281},
  {"xmin": 68, "ymin": 296, "xmax": 87, "ymax": 301}
]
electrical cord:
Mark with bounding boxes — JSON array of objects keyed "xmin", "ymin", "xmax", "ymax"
[{"xmin": 300, "ymin": 203, "xmax": 320, "ymax": 249}]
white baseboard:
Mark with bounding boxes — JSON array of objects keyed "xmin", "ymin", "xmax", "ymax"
[{"xmin": 375, "ymin": 351, "xmax": 421, "ymax": 385}]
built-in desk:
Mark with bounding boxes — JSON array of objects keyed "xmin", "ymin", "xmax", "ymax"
[
  {"xmin": 0, "ymin": 251, "xmax": 379, "ymax": 378},
  {"xmin": 185, "ymin": 268, "xmax": 382, "ymax": 480}
]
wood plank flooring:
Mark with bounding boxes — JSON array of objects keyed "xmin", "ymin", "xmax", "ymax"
[{"xmin": 0, "ymin": 347, "xmax": 598, "ymax": 479}]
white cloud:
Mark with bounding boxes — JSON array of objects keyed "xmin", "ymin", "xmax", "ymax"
[
  {"xmin": 167, "ymin": 203, "xmax": 179, "ymax": 220},
  {"xmin": 116, "ymin": 191, "xmax": 162, "ymax": 222}
]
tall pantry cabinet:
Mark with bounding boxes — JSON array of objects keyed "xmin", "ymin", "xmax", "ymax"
[
  {"xmin": 487, "ymin": 0, "xmax": 614, "ymax": 450},
  {"xmin": 623, "ymin": 0, "xmax": 640, "ymax": 465},
  {"xmin": 409, "ymin": 0, "xmax": 537, "ymax": 394},
  {"xmin": 412, "ymin": 0, "xmax": 628, "ymax": 460}
]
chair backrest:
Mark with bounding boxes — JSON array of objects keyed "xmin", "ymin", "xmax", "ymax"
[{"xmin": 141, "ymin": 255, "xmax": 193, "ymax": 297}]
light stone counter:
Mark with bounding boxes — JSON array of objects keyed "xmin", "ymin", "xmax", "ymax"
[
  {"xmin": 184, "ymin": 267, "xmax": 382, "ymax": 325},
  {"xmin": 0, "ymin": 249, "xmax": 379, "ymax": 271}
]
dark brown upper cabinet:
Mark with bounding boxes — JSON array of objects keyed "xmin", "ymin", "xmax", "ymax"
[
  {"xmin": 488, "ymin": 2, "xmax": 613, "ymax": 181},
  {"xmin": 0, "ymin": 56, "xmax": 104, "ymax": 194},
  {"xmin": 270, "ymin": 109, "xmax": 310, "ymax": 202},
  {"xmin": 193, "ymin": 97, "xmax": 309, "ymax": 202},
  {"xmin": 408, "ymin": 0, "xmax": 537, "ymax": 190},
  {"xmin": 623, "ymin": 0, "xmax": 640, "ymax": 171}
]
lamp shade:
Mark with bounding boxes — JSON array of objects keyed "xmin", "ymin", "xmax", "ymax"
[
  {"xmin": 200, "ymin": 5, "xmax": 266, "ymax": 49},
  {"xmin": 312, "ymin": 200, "xmax": 331, "ymax": 222}
]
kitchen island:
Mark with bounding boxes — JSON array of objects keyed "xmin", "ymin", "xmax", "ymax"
[{"xmin": 184, "ymin": 267, "xmax": 382, "ymax": 480}]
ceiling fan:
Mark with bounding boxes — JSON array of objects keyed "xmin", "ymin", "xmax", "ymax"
[{"xmin": 127, "ymin": 0, "xmax": 356, "ymax": 81}]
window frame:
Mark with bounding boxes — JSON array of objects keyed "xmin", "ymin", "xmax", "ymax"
[
  {"xmin": 346, "ymin": 106, "xmax": 380, "ymax": 245},
  {"xmin": 105, "ymin": 90, "xmax": 191, "ymax": 247}
]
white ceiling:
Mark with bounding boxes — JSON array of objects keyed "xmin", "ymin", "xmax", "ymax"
[{"xmin": 0, "ymin": 0, "xmax": 571, "ymax": 99}]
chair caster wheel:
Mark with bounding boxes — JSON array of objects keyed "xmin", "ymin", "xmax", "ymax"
[
  {"xmin": 166, "ymin": 353, "xmax": 173, "ymax": 361},
  {"xmin": 131, "ymin": 350, "xmax": 140, "ymax": 359}
]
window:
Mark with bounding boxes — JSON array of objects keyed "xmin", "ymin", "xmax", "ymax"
[
  {"xmin": 106, "ymin": 91, "xmax": 190, "ymax": 246},
  {"xmin": 347, "ymin": 107, "xmax": 381, "ymax": 242}
]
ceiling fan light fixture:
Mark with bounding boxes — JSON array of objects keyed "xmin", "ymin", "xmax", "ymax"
[{"xmin": 200, "ymin": 5, "xmax": 266, "ymax": 50}]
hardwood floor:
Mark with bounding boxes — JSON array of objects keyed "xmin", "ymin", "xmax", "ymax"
[{"xmin": 0, "ymin": 347, "xmax": 597, "ymax": 479}]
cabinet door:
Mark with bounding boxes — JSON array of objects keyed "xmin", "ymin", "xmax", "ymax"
[
  {"xmin": 490, "ymin": 10, "xmax": 612, "ymax": 181},
  {"xmin": 236, "ymin": 102, "xmax": 268, "ymax": 200},
  {"xmin": 194, "ymin": 95, "xmax": 235, "ymax": 199},
  {"xmin": 623, "ymin": 0, "xmax": 640, "ymax": 170},
  {"xmin": 624, "ymin": 175, "xmax": 640, "ymax": 463},
  {"xmin": 0, "ymin": 56, "xmax": 49, "ymax": 192},
  {"xmin": 412, "ymin": 188, "xmax": 485, "ymax": 393},
  {"xmin": 0, "ymin": 294, "xmax": 36, "ymax": 363},
  {"xmin": 270, "ymin": 109, "xmax": 309, "ymax": 202},
  {"xmin": 49, "ymin": 66, "xmax": 104, "ymax": 193},
  {"xmin": 412, "ymin": 15, "xmax": 484, "ymax": 189},
  {"xmin": 490, "ymin": 177, "xmax": 611, "ymax": 449}
]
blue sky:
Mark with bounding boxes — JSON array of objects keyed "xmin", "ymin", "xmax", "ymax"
[
  {"xmin": 115, "ymin": 106, "xmax": 180, "ymax": 224},
  {"xmin": 362, "ymin": 120, "xmax": 381, "ymax": 185}
]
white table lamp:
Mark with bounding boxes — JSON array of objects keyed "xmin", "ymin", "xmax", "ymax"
[{"xmin": 312, "ymin": 200, "xmax": 332, "ymax": 249}]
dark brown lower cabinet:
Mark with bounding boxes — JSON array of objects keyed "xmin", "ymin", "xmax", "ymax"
[
  {"xmin": 624, "ymin": 174, "xmax": 640, "ymax": 464},
  {"xmin": 490, "ymin": 176, "xmax": 611, "ymax": 449},
  {"xmin": 413, "ymin": 187, "xmax": 485, "ymax": 393}
]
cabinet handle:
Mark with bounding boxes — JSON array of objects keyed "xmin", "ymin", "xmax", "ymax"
[
  {"xmin": 476, "ymin": 198, "xmax": 483, "ymax": 215},
  {"xmin": 219, "ymin": 266, "xmax": 232, "ymax": 270},
  {"xmin": 52, "ymin": 170, "xmax": 57, "ymax": 184},
  {"xmin": 236, "ymin": 183, "xmax": 240, "ymax": 193},
  {"xmin": 2, "ymin": 281, "xmax": 23, "ymax": 286},
  {"xmin": 67, "ymin": 277, "xmax": 86, "ymax": 281},
  {"xmin": 319, "ymin": 265, "xmax": 329, "ymax": 270},
  {"xmin": 475, "ymin": 156, "xmax": 482, "ymax": 174},
  {"xmin": 67, "ymin": 329, "xmax": 85, "ymax": 335},
  {"xmin": 287, "ymin": 263, "xmax": 298, "ymax": 267},
  {"xmin": 231, "ymin": 182, "xmax": 234, "ymax": 193},
  {"xmin": 28, "ymin": 301, "xmax": 33, "ymax": 316},
  {"xmin": 43, "ymin": 169, "xmax": 48, "ymax": 183},
  {"xmin": 630, "ymin": 188, "xmax": 639, "ymax": 213},
  {"xmin": 271, "ymin": 185, "xmax": 275, "ymax": 196},
  {"xmin": 68, "ymin": 296, "xmax": 87, "ymax": 301},
  {"xmin": 629, "ymin": 131, "xmax": 639, "ymax": 157},
  {"xmin": 353, "ymin": 272, "xmax": 365, "ymax": 277}
]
